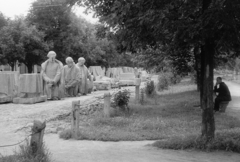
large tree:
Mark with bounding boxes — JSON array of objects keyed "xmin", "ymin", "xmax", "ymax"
[
  {"xmin": 0, "ymin": 12, "xmax": 8, "ymax": 65},
  {"xmin": 0, "ymin": 17, "xmax": 49, "ymax": 72},
  {"xmin": 27, "ymin": 0, "xmax": 73, "ymax": 61},
  {"xmin": 72, "ymin": 0, "xmax": 240, "ymax": 141}
]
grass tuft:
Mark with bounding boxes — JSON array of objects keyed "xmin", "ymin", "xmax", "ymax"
[{"xmin": 0, "ymin": 141, "xmax": 51, "ymax": 162}]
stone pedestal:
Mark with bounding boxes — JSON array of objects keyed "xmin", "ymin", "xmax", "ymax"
[
  {"xmin": 0, "ymin": 71, "xmax": 19, "ymax": 103},
  {"xmin": 93, "ymin": 81, "xmax": 111, "ymax": 90},
  {"xmin": 13, "ymin": 74, "xmax": 47, "ymax": 104},
  {"xmin": 0, "ymin": 95, "xmax": 12, "ymax": 103}
]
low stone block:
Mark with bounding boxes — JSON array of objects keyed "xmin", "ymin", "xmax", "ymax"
[
  {"xmin": 0, "ymin": 96, "xmax": 12, "ymax": 103},
  {"xmin": 93, "ymin": 81, "xmax": 111, "ymax": 90},
  {"xmin": 13, "ymin": 95, "xmax": 47, "ymax": 104}
]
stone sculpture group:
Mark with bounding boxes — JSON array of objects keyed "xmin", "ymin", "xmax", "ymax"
[
  {"xmin": 0, "ymin": 50, "xmax": 145, "ymax": 104},
  {"xmin": 41, "ymin": 51, "xmax": 92, "ymax": 100}
]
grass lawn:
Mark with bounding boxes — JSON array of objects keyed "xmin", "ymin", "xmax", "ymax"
[{"xmin": 59, "ymin": 78, "xmax": 240, "ymax": 152}]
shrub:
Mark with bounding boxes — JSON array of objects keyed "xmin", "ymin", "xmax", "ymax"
[
  {"xmin": 170, "ymin": 74, "xmax": 181, "ymax": 84},
  {"xmin": 145, "ymin": 80, "xmax": 155, "ymax": 97},
  {"xmin": 59, "ymin": 129, "xmax": 72, "ymax": 140},
  {"xmin": 157, "ymin": 72, "xmax": 182, "ymax": 91},
  {"xmin": 112, "ymin": 89, "xmax": 131, "ymax": 112},
  {"xmin": 157, "ymin": 73, "xmax": 169, "ymax": 91}
]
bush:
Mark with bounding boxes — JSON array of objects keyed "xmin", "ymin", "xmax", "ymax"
[
  {"xmin": 157, "ymin": 72, "xmax": 182, "ymax": 91},
  {"xmin": 59, "ymin": 129, "xmax": 72, "ymax": 140},
  {"xmin": 145, "ymin": 80, "xmax": 155, "ymax": 97},
  {"xmin": 157, "ymin": 73, "xmax": 169, "ymax": 91},
  {"xmin": 170, "ymin": 74, "xmax": 181, "ymax": 84},
  {"xmin": 112, "ymin": 89, "xmax": 131, "ymax": 112}
]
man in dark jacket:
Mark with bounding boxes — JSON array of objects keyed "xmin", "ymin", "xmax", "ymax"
[{"xmin": 214, "ymin": 77, "xmax": 231, "ymax": 112}]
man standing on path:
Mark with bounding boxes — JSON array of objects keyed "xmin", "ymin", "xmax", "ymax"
[{"xmin": 214, "ymin": 77, "xmax": 232, "ymax": 112}]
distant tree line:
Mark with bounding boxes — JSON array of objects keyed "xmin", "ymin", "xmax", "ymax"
[{"xmin": 0, "ymin": 0, "xmax": 135, "ymax": 73}]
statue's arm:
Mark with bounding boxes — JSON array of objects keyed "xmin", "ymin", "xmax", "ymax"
[
  {"xmin": 53, "ymin": 64, "xmax": 62, "ymax": 83},
  {"xmin": 87, "ymin": 69, "xmax": 92, "ymax": 81},
  {"xmin": 41, "ymin": 64, "xmax": 51, "ymax": 82}
]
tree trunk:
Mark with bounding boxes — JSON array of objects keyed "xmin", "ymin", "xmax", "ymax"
[
  {"xmin": 193, "ymin": 46, "xmax": 201, "ymax": 91},
  {"xmin": 201, "ymin": 38, "xmax": 215, "ymax": 141},
  {"xmin": 27, "ymin": 63, "xmax": 33, "ymax": 73},
  {"xmin": 200, "ymin": 46, "xmax": 204, "ymax": 106},
  {"xmin": 10, "ymin": 63, "xmax": 14, "ymax": 71}
]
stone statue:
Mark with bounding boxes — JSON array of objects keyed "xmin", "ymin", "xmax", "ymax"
[
  {"xmin": 63, "ymin": 57, "xmax": 80, "ymax": 97},
  {"xmin": 77, "ymin": 57, "xmax": 92, "ymax": 95},
  {"xmin": 41, "ymin": 51, "xmax": 63, "ymax": 100}
]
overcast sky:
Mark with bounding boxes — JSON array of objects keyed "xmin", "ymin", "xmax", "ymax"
[{"xmin": 0, "ymin": 0, "xmax": 98, "ymax": 23}]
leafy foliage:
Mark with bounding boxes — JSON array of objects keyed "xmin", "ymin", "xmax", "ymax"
[
  {"xmin": 157, "ymin": 72, "xmax": 182, "ymax": 91},
  {"xmin": 145, "ymin": 80, "xmax": 155, "ymax": 97},
  {"xmin": 0, "ymin": 17, "xmax": 49, "ymax": 71},
  {"xmin": 157, "ymin": 73, "xmax": 170, "ymax": 91},
  {"xmin": 112, "ymin": 89, "xmax": 131, "ymax": 112}
]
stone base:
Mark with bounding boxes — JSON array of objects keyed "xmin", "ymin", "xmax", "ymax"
[
  {"xmin": 13, "ymin": 95, "xmax": 47, "ymax": 104},
  {"xmin": 93, "ymin": 81, "xmax": 111, "ymax": 90},
  {"xmin": 0, "ymin": 96, "xmax": 12, "ymax": 103}
]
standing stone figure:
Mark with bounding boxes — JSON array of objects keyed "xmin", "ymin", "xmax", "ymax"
[
  {"xmin": 77, "ymin": 57, "xmax": 92, "ymax": 95},
  {"xmin": 41, "ymin": 51, "xmax": 63, "ymax": 100},
  {"xmin": 63, "ymin": 57, "xmax": 80, "ymax": 97}
]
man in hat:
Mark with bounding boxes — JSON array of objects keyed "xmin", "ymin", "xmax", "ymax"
[
  {"xmin": 76, "ymin": 57, "xmax": 92, "ymax": 95},
  {"xmin": 41, "ymin": 51, "xmax": 63, "ymax": 100},
  {"xmin": 62, "ymin": 57, "xmax": 80, "ymax": 97},
  {"xmin": 214, "ymin": 77, "xmax": 231, "ymax": 112}
]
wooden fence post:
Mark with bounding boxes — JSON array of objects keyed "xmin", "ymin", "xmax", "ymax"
[
  {"xmin": 135, "ymin": 78, "xmax": 141, "ymax": 104},
  {"xmin": 71, "ymin": 100, "xmax": 80, "ymax": 139},
  {"xmin": 30, "ymin": 120, "xmax": 46, "ymax": 156},
  {"xmin": 104, "ymin": 92, "xmax": 111, "ymax": 117}
]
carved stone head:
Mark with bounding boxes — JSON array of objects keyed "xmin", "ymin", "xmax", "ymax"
[
  {"xmin": 47, "ymin": 51, "xmax": 56, "ymax": 63},
  {"xmin": 78, "ymin": 57, "xmax": 85, "ymax": 66},
  {"xmin": 66, "ymin": 57, "xmax": 74, "ymax": 68}
]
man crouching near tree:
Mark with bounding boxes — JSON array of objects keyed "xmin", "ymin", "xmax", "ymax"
[{"xmin": 214, "ymin": 77, "xmax": 231, "ymax": 112}]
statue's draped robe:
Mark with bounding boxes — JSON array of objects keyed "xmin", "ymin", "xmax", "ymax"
[
  {"xmin": 77, "ymin": 64, "xmax": 91, "ymax": 94},
  {"xmin": 41, "ymin": 59, "xmax": 63, "ymax": 99},
  {"xmin": 63, "ymin": 64, "xmax": 80, "ymax": 97}
]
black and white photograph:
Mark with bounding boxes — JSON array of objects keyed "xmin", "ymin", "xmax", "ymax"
[{"xmin": 0, "ymin": 0, "xmax": 240, "ymax": 162}]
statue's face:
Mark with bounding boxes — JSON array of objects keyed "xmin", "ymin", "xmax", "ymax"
[
  {"xmin": 78, "ymin": 60, "xmax": 85, "ymax": 66},
  {"xmin": 48, "ymin": 56, "xmax": 55, "ymax": 63},
  {"xmin": 67, "ymin": 61, "xmax": 74, "ymax": 68}
]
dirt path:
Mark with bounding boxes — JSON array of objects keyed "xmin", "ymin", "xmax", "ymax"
[
  {"xmin": 1, "ymin": 79, "xmax": 240, "ymax": 162},
  {"xmin": 0, "ymin": 90, "xmax": 113, "ymax": 155}
]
